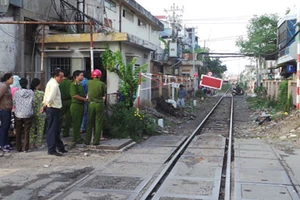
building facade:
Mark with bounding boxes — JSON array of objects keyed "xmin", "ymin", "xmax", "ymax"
[
  {"xmin": 0, "ymin": 0, "xmax": 164, "ymax": 106},
  {"xmin": 276, "ymin": 9, "xmax": 298, "ymax": 78}
]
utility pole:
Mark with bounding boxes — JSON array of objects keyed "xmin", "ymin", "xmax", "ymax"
[
  {"xmin": 296, "ymin": 7, "xmax": 300, "ymax": 110},
  {"xmin": 164, "ymin": 3, "xmax": 184, "ymax": 76},
  {"xmin": 192, "ymin": 27, "xmax": 198, "ymax": 92},
  {"xmin": 164, "ymin": 3, "xmax": 184, "ymax": 42}
]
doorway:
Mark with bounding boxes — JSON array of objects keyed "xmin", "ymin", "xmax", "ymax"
[{"xmin": 84, "ymin": 53, "xmax": 106, "ymax": 83}]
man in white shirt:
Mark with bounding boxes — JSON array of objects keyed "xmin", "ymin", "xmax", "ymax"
[{"xmin": 41, "ymin": 68, "xmax": 68, "ymax": 156}]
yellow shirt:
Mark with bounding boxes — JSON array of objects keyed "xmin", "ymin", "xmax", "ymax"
[{"xmin": 43, "ymin": 78, "xmax": 62, "ymax": 109}]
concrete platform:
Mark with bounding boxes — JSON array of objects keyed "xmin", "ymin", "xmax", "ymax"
[
  {"xmin": 100, "ymin": 162, "xmax": 162, "ymax": 176},
  {"xmin": 235, "ymin": 183, "xmax": 299, "ymax": 200},
  {"xmin": 189, "ymin": 135, "xmax": 226, "ymax": 149},
  {"xmin": 63, "ymin": 190, "xmax": 134, "ymax": 200},
  {"xmin": 77, "ymin": 139, "xmax": 135, "ymax": 151},
  {"xmin": 59, "ymin": 174, "xmax": 151, "ymax": 200},
  {"xmin": 153, "ymin": 178, "xmax": 220, "ymax": 200},
  {"xmin": 112, "ymin": 152, "xmax": 170, "ymax": 164},
  {"xmin": 234, "ymin": 139, "xmax": 300, "ymax": 200}
]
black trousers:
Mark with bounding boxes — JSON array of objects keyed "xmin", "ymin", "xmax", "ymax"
[{"xmin": 45, "ymin": 107, "xmax": 65, "ymax": 153}]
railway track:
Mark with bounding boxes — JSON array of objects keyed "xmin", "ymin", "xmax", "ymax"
[
  {"xmin": 49, "ymin": 92, "xmax": 300, "ymax": 200},
  {"xmin": 141, "ymin": 93, "xmax": 234, "ymax": 200}
]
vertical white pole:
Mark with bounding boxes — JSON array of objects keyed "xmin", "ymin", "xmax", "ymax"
[
  {"xmin": 297, "ymin": 8, "xmax": 300, "ymax": 110},
  {"xmin": 90, "ymin": 20, "xmax": 94, "ymax": 72},
  {"xmin": 172, "ymin": 84, "xmax": 175, "ymax": 100},
  {"xmin": 192, "ymin": 28, "xmax": 197, "ymax": 93},
  {"xmin": 297, "ymin": 43, "xmax": 300, "ymax": 110}
]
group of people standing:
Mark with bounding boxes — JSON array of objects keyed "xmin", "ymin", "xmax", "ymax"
[{"xmin": 0, "ymin": 68, "xmax": 106, "ymax": 156}]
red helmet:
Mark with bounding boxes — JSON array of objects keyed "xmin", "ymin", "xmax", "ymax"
[{"xmin": 91, "ymin": 69, "xmax": 102, "ymax": 78}]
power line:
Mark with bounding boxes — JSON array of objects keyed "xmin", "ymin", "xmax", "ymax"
[
  {"xmin": 199, "ymin": 52, "xmax": 254, "ymax": 57},
  {"xmin": 181, "ymin": 12, "xmax": 284, "ymax": 22},
  {"xmin": 209, "ymin": 55, "xmax": 248, "ymax": 58},
  {"xmin": 185, "ymin": 22, "xmax": 248, "ymax": 25},
  {"xmin": 182, "ymin": 17, "xmax": 251, "ymax": 21},
  {"xmin": 198, "ymin": 35, "xmax": 246, "ymax": 42}
]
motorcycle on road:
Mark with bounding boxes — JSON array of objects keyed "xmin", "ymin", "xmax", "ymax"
[{"xmin": 232, "ymin": 87, "xmax": 244, "ymax": 96}]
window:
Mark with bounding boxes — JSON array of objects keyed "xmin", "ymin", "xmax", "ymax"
[
  {"xmin": 138, "ymin": 18, "xmax": 146, "ymax": 28},
  {"xmin": 278, "ymin": 19, "xmax": 296, "ymax": 57},
  {"xmin": 104, "ymin": 18, "xmax": 113, "ymax": 28},
  {"xmin": 123, "ymin": 9, "xmax": 134, "ymax": 22},
  {"xmin": 104, "ymin": 0, "xmax": 116, "ymax": 12},
  {"xmin": 50, "ymin": 58, "xmax": 71, "ymax": 77}
]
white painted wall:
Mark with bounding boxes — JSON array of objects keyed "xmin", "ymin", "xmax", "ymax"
[
  {"xmin": 122, "ymin": 44, "xmax": 151, "ymax": 105},
  {"xmin": 104, "ymin": 2, "xmax": 160, "ymax": 47},
  {"xmin": 71, "ymin": 58, "xmax": 83, "ymax": 72},
  {"xmin": 0, "ymin": 17, "xmax": 17, "ymax": 72}
]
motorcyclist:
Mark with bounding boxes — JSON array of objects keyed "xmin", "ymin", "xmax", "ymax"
[{"xmin": 236, "ymin": 84, "xmax": 241, "ymax": 94}]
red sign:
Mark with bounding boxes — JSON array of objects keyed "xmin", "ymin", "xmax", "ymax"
[{"xmin": 200, "ymin": 75, "xmax": 223, "ymax": 90}]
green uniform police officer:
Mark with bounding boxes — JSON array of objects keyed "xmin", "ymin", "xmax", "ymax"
[
  {"xmin": 70, "ymin": 70, "xmax": 87, "ymax": 143},
  {"xmin": 59, "ymin": 71, "xmax": 72, "ymax": 137},
  {"xmin": 85, "ymin": 69, "xmax": 106, "ymax": 145}
]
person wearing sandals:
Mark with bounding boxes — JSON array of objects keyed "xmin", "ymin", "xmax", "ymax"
[
  {"xmin": 13, "ymin": 78, "xmax": 34, "ymax": 153},
  {"xmin": 29, "ymin": 78, "xmax": 46, "ymax": 149},
  {"xmin": 0, "ymin": 73, "xmax": 14, "ymax": 152}
]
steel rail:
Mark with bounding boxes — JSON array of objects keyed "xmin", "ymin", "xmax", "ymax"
[
  {"xmin": 225, "ymin": 96, "xmax": 234, "ymax": 200},
  {"xmin": 141, "ymin": 91, "xmax": 230, "ymax": 200}
]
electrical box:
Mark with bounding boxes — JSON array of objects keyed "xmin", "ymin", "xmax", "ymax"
[{"xmin": 169, "ymin": 42, "xmax": 177, "ymax": 57}]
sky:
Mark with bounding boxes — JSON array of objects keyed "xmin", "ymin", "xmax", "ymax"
[{"xmin": 135, "ymin": 0, "xmax": 300, "ymax": 75}]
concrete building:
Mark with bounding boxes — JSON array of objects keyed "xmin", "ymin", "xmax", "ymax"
[
  {"xmin": 156, "ymin": 16, "xmax": 202, "ymax": 81},
  {"xmin": 0, "ymin": 0, "xmax": 164, "ymax": 106},
  {"xmin": 276, "ymin": 7, "xmax": 299, "ymax": 78}
]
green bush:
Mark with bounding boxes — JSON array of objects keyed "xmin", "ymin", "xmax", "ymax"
[
  {"xmin": 276, "ymin": 80, "xmax": 293, "ymax": 112},
  {"xmin": 105, "ymin": 103, "xmax": 157, "ymax": 141},
  {"xmin": 247, "ymin": 97, "xmax": 270, "ymax": 109},
  {"xmin": 195, "ymin": 89, "xmax": 206, "ymax": 98},
  {"xmin": 221, "ymin": 84, "xmax": 231, "ymax": 92},
  {"xmin": 254, "ymin": 86, "xmax": 267, "ymax": 97},
  {"xmin": 247, "ymin": 81, "xmax": 294, "ymax": 112}
]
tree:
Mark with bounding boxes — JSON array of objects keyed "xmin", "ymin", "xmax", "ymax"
[
  {"xmin": 101, "ymin": 46, "xmax": 147, "ymax": 107},
  {"xmin": 201, "ymin": 56, "xmax": 227, "ymax": 78},
  {"xmin": 236, "ymin": 14, "xmax": 278, "ymax": 57},
  {"xmin": 236, "ymin": 14, "xmax": 278, "ymax": 85}
]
